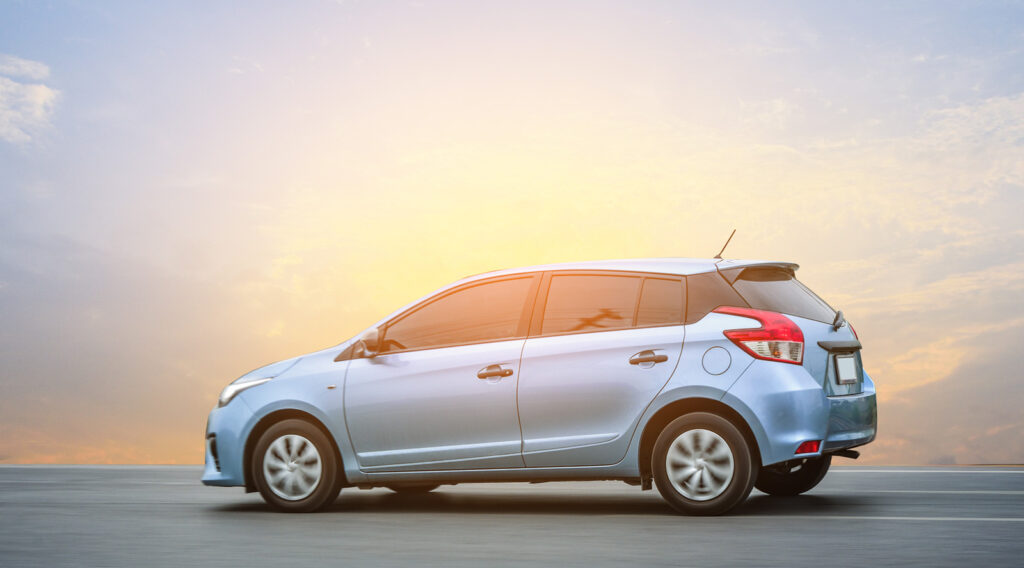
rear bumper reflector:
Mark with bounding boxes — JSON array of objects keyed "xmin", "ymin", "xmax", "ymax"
[{"xmin": 795, "ymin": 440, "xmax": 821, "ymax": 454}]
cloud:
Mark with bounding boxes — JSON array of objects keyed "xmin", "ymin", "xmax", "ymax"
[
  {"xmin": 226, "ymin": 55, "xmax": 264, "ymax": 76},
  {"xmin": 739, "ymin": 98, "xmax": 800, "ymax": 130},
  {"xmin": 861, "ymin": 320, "xmax": 1024, "ymax": 465},
  {"xmin": 0, "ymin": 54, "xmax": 59, "ymax": 144},
  {"xmin": 0, "ymin": 54, "xmax": 50, "ymax": 80}
]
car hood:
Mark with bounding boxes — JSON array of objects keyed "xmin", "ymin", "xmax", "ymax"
[
  {"xmin": 233, "ymin": 341, "xmax": 357, "ymax": 383},
  {"xmin": 234, "ymin": 356, "xmax": 304, "ymax": 383}
]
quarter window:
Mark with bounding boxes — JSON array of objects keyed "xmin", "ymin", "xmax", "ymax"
[
  {"xmin": 685, "ymin": 271, "xmax": 748, "ymax": 324},
  {"xmin": 384, "ymin": 277, "xmax": 534, "ymax": 351},
  {"xmin": 541, "ymin": 275, "xmax": 641, "ymax": 335}
]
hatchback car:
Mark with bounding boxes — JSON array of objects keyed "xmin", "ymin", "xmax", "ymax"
[{"xmin": 202, "ymin": 258, "xmax": 876, "ymax": 515}]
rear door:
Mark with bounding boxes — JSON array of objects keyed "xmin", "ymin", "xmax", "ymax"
[
  {"xmin": 344, "ymin": 274, "xmax": 539, "ymax": 472},
  {"xmin": 517, "ymin": 272, "xmax": 686, "ymax": 467}
]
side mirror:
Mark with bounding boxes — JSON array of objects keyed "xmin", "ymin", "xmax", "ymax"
[{"xmin": 355, "ymin": 327, "xmax": 381, "ymax": 358}]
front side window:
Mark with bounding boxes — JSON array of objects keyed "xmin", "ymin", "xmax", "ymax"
[
  {"xmin": 541, "ymin": 275, "xmax": 641, "ymax": 335},
  {"xmin": 384, "ymin": 277, "xmax": 534, "ymax": 351}
]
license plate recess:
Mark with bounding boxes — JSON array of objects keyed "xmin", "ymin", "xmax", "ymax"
[{"xmin": 835, "ymin": 354, "xmax": 858, "ymax": 385}]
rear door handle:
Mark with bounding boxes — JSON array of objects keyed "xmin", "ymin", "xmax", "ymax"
[
  {"xmin": 629, "ymin": 350, "xmax": 668, "ymax": 365},
  {"xmin": 477, "ymin": 364, "xmax": 514, "ymax": 379}
]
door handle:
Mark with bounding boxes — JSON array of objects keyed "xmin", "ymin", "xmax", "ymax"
[
  {"xmin": 629, "ymin": 350, "xmax": 668, "ymax": 365},
  {"xmin": 477, "ymin": 364, "xmax": 514, "ymax": 379}
]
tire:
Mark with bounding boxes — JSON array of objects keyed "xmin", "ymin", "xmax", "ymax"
[
  {"xmin": 652, "ymin": 412, "xmax": 756, "ymax": 516},
  {"xmin": 252, "ymin": 419, "xmax": 342, "ymax": 513},
  {"xmin": 755, "ymin": 455, "xmax": 831, "ymax": 496},
  {"xmin": 386, "ymin": 484, "xmax": 441, "ymax": 494}
]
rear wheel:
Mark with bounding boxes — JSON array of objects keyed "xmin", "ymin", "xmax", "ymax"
[
  {"xmin": 386, "ymin": 484, "xmax": 440, "ymax": 494},
  {"xmin": 253, "ymin": 419, "xmax": 341, "ymax": 512},
  {"xmin": 652, "ymin": 412, "xmax": 756, "ymax": 516},
  {"xmin": 755, "ymin": 455, "xmax": 831, "ymax": 496}
]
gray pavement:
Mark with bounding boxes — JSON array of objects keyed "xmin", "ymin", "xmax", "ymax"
[{"xmin": 1, "ymin": 465, "xmax": 1022, "ymax": 567}]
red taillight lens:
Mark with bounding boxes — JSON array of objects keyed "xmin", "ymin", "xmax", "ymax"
[
  {"xmin": 795, "ymin": 440, "xmax": 821, "ymax": 454},
  {"xmin": 713, "ymin": 306, "xmax": 804, "ymax": 365}
]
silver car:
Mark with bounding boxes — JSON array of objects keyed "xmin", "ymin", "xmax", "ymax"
[{"xmin": 202, "ymin": 258, "xmax": 877, "ymax": 515}]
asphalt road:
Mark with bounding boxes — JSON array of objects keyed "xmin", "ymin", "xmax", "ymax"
[{"xmin": 1, "ymin": 466, "xmax": 1022, "ymax": 567}]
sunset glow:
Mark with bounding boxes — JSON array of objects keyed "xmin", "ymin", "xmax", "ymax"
[{"xmin": 1, "ymin": 1, "xmax": 1022, "ymax": 465}]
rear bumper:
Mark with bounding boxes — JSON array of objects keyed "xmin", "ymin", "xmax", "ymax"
[
  {"xmin": 822, "ymin": 375, "xmax": 877, "ymax": 452},
  {"xmin": 723, "ymin": 362, "xmax": 877, "ymax": 466}
]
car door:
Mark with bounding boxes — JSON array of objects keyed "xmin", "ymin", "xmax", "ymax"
[
  {"xmin": 517, "ymin": 272, "xmax": 686, "ymax": 467},
  {"xmin": 344, "ymin": 274, "xmax": 538, "ymax": 472}
]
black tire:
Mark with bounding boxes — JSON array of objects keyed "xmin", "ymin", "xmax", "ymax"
[
  {"xmin": 252, "ymin": 419, "xmax": 342, "ymax": 513},
  {"xmin": 652, "ymin": 412, "xmax": 756, "ymax": 516},
  {"xmin": 386, "ymin": 484, "xmax": 441, "ymax": 494},
  {"xmin": 755, "ymin": 455, "xmax": 831, "ymax": 496}
]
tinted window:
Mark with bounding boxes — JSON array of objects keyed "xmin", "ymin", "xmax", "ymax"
[
  {"xmin": 542, "ymin": 275, "xmax": 641, "ymax": 335},
  {"xmin": 730, "ymin": 268, "xmax": 835, "ymax": 323},
  {"xmin": 685, "ymin": 271, "xmax": 748, "ymax": 323},
  {"xmin": 384, "ymin": 277, "xmax": 533, "ymax": 351},
  {"xmin": 637, "ymin": 278, "xmax": 684, "ymax": 327}
]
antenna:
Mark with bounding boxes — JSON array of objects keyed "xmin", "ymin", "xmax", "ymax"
[{"xmin": 713, "ymin": 229, "xmax": 736, "ymax": 260}]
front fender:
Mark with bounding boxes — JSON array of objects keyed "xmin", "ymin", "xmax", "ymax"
[{"xmin": 236, "ymin": 362, "xmax": 362, "ymax": 484}]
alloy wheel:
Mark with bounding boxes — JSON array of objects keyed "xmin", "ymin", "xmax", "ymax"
[
  {"xmin": 665, "ymin": 428, "xmax": 735, "ymax": 501},
  {"xmin": 262, "ymin": 434, "xmax": 323, "ymax": 501}
]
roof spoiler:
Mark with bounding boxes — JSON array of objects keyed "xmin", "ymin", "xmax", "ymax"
[{"xmin": 717, "ymin": 262, "xmax": 800, "ymax": 284}]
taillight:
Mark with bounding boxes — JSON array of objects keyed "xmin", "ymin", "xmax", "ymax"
[{"xmin": 713, "ymin": 306, "xmax": 804, "ymax": 365}]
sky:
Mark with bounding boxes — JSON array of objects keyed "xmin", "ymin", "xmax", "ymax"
[{"xmin": 1, "ymin": 0, "xmax": 1022, "ymax": 465}]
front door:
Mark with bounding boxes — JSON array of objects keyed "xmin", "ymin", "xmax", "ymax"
[{"xmin": 344, "ymin": 274, "xmax": 538, "ymax": 472}]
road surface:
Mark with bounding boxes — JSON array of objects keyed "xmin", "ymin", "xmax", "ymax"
[{"xmin": 1, "ymin": 465, "xmax": 1022, "ymax": 567}]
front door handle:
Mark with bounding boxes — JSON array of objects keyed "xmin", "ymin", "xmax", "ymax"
[
  {"xmin": 477, "ymin": 364, "xmax": 514, "ymax": 379},
  {"xmin": 629, "ymin": 350, "xmax": 668, "ymax": 365}
]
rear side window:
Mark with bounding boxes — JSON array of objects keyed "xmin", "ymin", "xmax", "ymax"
[
  {"xmin": 384, "ymin": 276, "xmax": 534, "ymax": 351},
  {"xmin": 729, "ymin": 268, "xmax": 835, "ymax": 324},
  {"xmin": 636, "ymin": 278, "xmax": 684, "ymax": 327},
  {"xmin": 685, "ymin": 271, "xmax": 748, "ymax": 323},
  {"xmin": 542, "ymin": 275, "xmax": 641, "ymax": 334}
]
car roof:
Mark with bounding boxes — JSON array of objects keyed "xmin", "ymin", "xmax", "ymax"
[{"xmin": 460, "ymin": 258, "xmax": 799, "ymax": 283}]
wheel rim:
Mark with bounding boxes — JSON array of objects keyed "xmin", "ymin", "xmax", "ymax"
[
  {"xmin": 665, "ymin": 428, "xmax": 735, "ymax": 501},
  {"xmin": 263, "ymin": 434, "xmax": 322, "ymax": 501}
]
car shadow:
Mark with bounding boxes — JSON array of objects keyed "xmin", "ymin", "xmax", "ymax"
[
  {"xmin": 211, "ymin": 489, "xmax": 867, "ymax": 517},
  {"xmin": 214, "ymin": 490, "xmax": 674, "ymax": 516},
  {"xmin": 738, "ymin": 493, "xmax": 870, "ymax": 516}
]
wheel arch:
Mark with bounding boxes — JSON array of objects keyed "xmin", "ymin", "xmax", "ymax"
[
  {"xmin": 637, "ymin": 397, "xmax": 761, "ymax": 483},
  {"xmin": 242, "ymin": 409, "xmax": 347, "ymax": 492}
]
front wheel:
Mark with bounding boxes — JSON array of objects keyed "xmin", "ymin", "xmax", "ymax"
[
  {"xmin": 652, "ymin": 412, "xmax": 756, "ymax": 516},
  {"xmin": 755, "ymin": 455, "xmax": 831, "ymax": 496},
  {"xmin": 253, "ymin": 419, "xmax": 342, "ymax": 512}
]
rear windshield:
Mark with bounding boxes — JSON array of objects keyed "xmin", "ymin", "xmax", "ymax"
[{"xmin": 729, "ymin": 268, "xmax": 836, "ymax": 324}]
